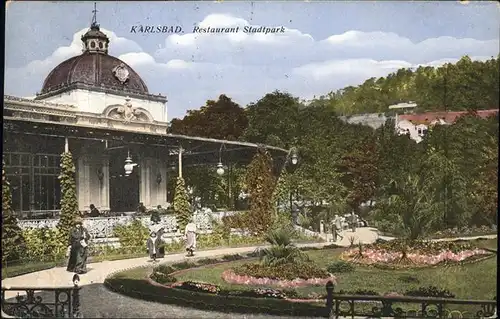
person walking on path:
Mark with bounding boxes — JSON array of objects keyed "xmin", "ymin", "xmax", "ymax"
[
  {"xmin": 332, "ymin": 215, "xmax": 343, "ymax": 242},
  {"xmin": 350, "ymin": 211, "xmax": 357, "ymax": 232},
  {"xmin": 184, "ymin": 219, "xmax": 197, "ymax": 257},
  {"xmin": 146, "ymin": 231, "xmax": 159, "ymax": 262},
  {"xmin": 66, "ymin": 216, "xmax": 90, "ymax": 274}
]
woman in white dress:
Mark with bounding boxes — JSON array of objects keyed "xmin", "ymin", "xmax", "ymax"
[{"xmin": 184, "ymin": 220, "xmax": 197, "ymax": 257}]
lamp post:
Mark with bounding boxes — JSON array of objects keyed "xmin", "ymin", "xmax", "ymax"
[{"xmin": 288, "ymin": 148, "xmax": 299, "ymax": 225}]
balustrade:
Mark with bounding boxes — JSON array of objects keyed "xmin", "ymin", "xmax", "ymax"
[
  {"xmin": 2, "ymin": 278, "xmax": 81, "ymax": 318},
  {"xmin": 324, "ymin": 281, "xmax": 497, "ymax": 318},
  {"xmin": 17, "ymin": 211, "xmax": 240, "ymax": 239}
]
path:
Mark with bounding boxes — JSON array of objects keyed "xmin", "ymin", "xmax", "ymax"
[{"xmin": 1, "ymin": 229, "xmax": 496, "ymax": 318}]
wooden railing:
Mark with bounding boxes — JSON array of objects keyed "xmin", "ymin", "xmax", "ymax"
[
  {"xmin": 324, "ymin": 281, "xmax": 496, "ymax": 319},
  {"xmin": 1, "ymin": 285, "xmax": 81, "ymax": 318}
]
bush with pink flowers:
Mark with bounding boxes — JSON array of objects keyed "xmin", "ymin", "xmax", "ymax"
[
  {"xmin": 341, "ymin": 239, "xmax": 493, "ymax": 268},
  {"xmin": 222, "ymin": 267, "xmax": 335, "ymax": 288}
]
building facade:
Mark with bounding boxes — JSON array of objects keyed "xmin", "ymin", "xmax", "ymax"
[{"xmin": 3, "ymin": 20, "xmax": 288, "ymax": 218}]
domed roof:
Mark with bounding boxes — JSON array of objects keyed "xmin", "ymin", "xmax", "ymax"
[
  {"xmin": 38, "ymin": 19, "xmax": 150, "ymax": 97},
  {"xmin": 39, "ymin": 53, "xmax": 149, "ymax": 95}
]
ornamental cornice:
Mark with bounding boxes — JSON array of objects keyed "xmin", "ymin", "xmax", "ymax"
[
  {"xmin": 76, "ymin": 113, "xmax": 169, "ymax": 133},
  {"xmin": 4, "ymin": 95, "xmax": 77, "ymax": 109},
  {"xmin": 34, "ymin": 83, "xmax": 168, "ymax": 103}
]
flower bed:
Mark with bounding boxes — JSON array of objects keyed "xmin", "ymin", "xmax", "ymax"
[
  {"xmin": 222, "ymin": 268, "xmax": 335, "ymax": 288},
  {"xmin": 231, "ymin": 262, "xmax": 330, "ymax": 281},
  {"xmin": 341, "ymin": 239, "xmax": 492, "ymax": 267}
]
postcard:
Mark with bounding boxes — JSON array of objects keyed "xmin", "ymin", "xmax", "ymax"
[{"xmin": 2, "ymin": 1, "xmax": 498, "ymax": 318}]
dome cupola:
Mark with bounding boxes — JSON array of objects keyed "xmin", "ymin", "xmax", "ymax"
[{"xmin": 81, "ymin": 3, "xmax": 109, "ymax": 54}]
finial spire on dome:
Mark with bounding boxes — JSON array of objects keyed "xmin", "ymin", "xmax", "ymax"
[
  {"xmin": 81, "ymin": 2, "xmax": 109, "ymax": 54},
  {"xmin": 91, "ymin": 2, "xmax": 99, "ymax": 29}
]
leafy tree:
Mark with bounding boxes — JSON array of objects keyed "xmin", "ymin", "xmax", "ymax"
[
  {"xmin": 419, "ymin": 147, "xmax": 469, "ymax": 229},
  {"xmin": 292, "ymin": 104, "xmax": 349, "ymax": 222},
  {"xmin": 173, "ymin": 176, "xmax": 192, "ymax": 231},
  {"xmin": 245, "ymin": 148, "xmax": 276, "ymax": 234},
  {"xmin": 339, "ymin": 135, "xmax": 379, "ymax": 212},
  {"xmin": 169, "ymin": 94, "xmax": 248, "ymax": 210},
  {"xmin": 56, "ymin": 152, "xmax": 79, "ymax": 246},
  {"xmin": 469, "ymin": 135, "xmax": 498, "ymax": 226},
  {"xmin": 2, "ymin": 161, "xmax": 25, "ymax": 263},
  {"xmin": 374, "ymin": 119, "xmax": 422, "ymax": 197},
  {"xmin": 243, "ymin": 91, "xmax": 301, "ymax": 148},
  {"xmin": 309, "ymin": 55, "xmax": 499, "ymax": 115},
  {"xmin": 169, "ymin": 94, "xmax": 248, "ymax": 140}
]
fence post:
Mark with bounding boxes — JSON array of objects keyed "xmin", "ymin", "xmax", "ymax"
[
  {"xmin": 72, "ymin": 275, "xmax": 81, "ymax": 318},
  {"xmin": 325, "ymin": 280, "xmax": 335, "ymax": 318}
]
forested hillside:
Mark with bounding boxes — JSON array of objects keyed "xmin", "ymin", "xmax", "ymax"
[{"xmin": 308, "ymin": 55, "xmax": 499, "ymax": 115}]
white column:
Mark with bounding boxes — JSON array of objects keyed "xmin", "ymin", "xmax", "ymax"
[
  {"xmin": 64, "ymin": 137, "xmax": 69, "ymax": 153},
  {"xmin": 100, "ymin": 156, "xmax": 110, "ymax": 210},
  {"xmin": 139, "ymin": 157, "xmax": 153, "ymax": 207},
  {"xmin": 76, "ymin": 154, "xmax": 91, "ymax": 211}
]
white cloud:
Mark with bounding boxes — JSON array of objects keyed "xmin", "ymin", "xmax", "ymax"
[{"xmin": 4, "ymin": 13, "xmax": 499, "ymax": 118}]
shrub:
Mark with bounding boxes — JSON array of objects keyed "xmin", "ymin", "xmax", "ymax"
[
  {"xmin": 2, "ymin": 163, "xmax": 25, "ymax": 263},
  {"xmin": 173, "ymin": 177, "xmax": 192, "ymax": 231},
  {"xmin": 219, "ymin": 288, "xmax": 288, "ymax": 299},
  {"xmin": 326, "ymin": 261, "xmax": 355, "ymax": 273},
  {"xmin": 404, "ymin": 286, "xmax": 455, "ymax": 298},
  {"xmin": 150, "ymin": 271, "xmax": 177, "ymax": 284},
  {"xmin": 196, "ymin": 258, "xmax": 221, "ymax": 266},
  {"xmin": 22, "ymin": 228, "xmax": 66, "ymax": 262},
  {"xmin": 153, "ymin": 264, "xmax": 176, "ymax": 275},
  {"xmin": 222, "ymin": 254, "xmax": 244, "ymax": 261},
  {"xmin": 258, "ymin": 228, "xmax": 309, "ymax": 266},
  {"xmin": 56, "ymin": 152, "xmax": 79, "ymax": 246},
  {"xmin": 244, "ymin": 148, "xmax": 276, "ymax": 234},
  {"xmin": 113, "ymin": 220, "xmax": 150, "ymax": 253},
  {"xmin": 176, "ymin": 281, "xmax": 220, "ymax": 294},
  {"xmin": 171, "ymin": 261, "xmax": 195, "ymax": 270},
  {"xmin": 232, "ymin": 262, "xmax": 329, "ymax": 281}
]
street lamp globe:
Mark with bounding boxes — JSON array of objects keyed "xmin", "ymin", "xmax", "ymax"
[
  {"xmin": 216, "ymin": 162, "xmax": 225, "ymax": 176},
  {"xmin": 124, "ymin": 156, "xmax": 137, "ymax": 176},
  {"xmin": 124, "ymin": 157, "xmax": 133, "ymax": 175}
]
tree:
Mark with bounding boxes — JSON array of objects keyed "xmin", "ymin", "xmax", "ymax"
[
  {"xmin": 173, "ymin": 176, "xmax": 192, "ymax": 231},
  {"xmin": 2, "ymin": 161, "xmax": 25, "ymax": 263},
  {"xmin": 245, "ymin": 148, "xmax": 277, "ymax": 234},
  {"xmin": 56, "ymin": 152, "xmax": 79, "ymax": 246},
  {"xmin": 419, "ymin": 147, "xmax": 469, "ymax": 229},
  {"xmin": 169, "ymin": 94, "xmax": 248, "ymax": 140},
  {"xmin": 169, "ymin": 94, "xmax": 248, "ymax": 209},
  {"xmin": 243, "ymin": 91, "xmax": 301, "ymax": 148},
  {"xmin": 308, "ymin": 55, "xmax": 499, "ymax": 115},
  {"xmin": 339, "ymin": 135, "xmax": 379, "ymax": 213},
  {"xmin": 374, "ymin": 119, "xmax": 422, "ymax": 197}
]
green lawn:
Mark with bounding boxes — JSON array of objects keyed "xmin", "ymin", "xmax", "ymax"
[{"xmin": 174, "ymin": 239, "xmax": 498, "ymax": 300}]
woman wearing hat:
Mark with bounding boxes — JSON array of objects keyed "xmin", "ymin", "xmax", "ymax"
[{"xmin": 66, "ymin": 216, "xmax": 90, "ymax": 274}]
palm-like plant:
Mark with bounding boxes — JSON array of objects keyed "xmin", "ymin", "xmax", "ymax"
[
  {"xmin": 375, "ymin": 174, "xmax": 440, "ymax": 240},
  {"xmin": 257, "ymin": 228, "xmax": 309, "ymax": 267}
]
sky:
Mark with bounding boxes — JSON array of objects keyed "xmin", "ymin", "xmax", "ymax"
[{"xmin": 4, "ymin": 1, "xmax": 500, "ymax": 120}]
